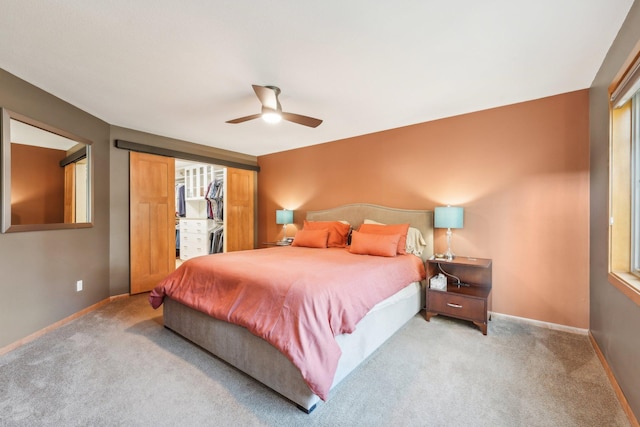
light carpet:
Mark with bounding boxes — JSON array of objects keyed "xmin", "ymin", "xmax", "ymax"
[{"xmin": 0, "ymin": 294, "xmax": 630, "ymax": 426}]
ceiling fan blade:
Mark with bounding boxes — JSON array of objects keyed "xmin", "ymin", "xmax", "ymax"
[
  {"xmin": 281, "ymin": 112, "xmax": 323, "ymax": 128},
  {"xmin": 228, "ymin": 85, "xmax": 321, "ymax": 127},
  {"xmin": 252, "ymin": 85, "xmax": 281, "ymax": 111},
  {"xmin": 225, "ymin": 113, "xmax": 262, "ymax": 124}
]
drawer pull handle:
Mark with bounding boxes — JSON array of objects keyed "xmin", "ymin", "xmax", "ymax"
[{"xmin": 447, "ymin": 303, "xmax": 463, "ymax": 309}]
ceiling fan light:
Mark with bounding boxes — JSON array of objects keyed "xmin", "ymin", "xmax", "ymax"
[{"xmin": 262, "ymin": 111, "xmax": 282, "ymax": 124}]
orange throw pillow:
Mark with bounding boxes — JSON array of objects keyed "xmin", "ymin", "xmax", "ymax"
[
  {"xmin": 291, "ymin": 229, "xmax": 329, "ymax": 248},
  {"xmin": 349, "ymin": 231, "xmax": 400, "ymax": 257},
  {"xmin": 303, "ymin": 220, "xmax": 350, "ymax": 248},
  {"xmin": 357, "ymin": 223, "xmax": 410, "ymax": 254}
]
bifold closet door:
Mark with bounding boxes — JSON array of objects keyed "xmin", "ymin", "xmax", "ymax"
[{"xmin": 130, "ymin": 152, "xmax": 175, "ymax": 294}]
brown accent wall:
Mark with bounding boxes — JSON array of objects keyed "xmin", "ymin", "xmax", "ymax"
[
  {"xmin": 258, "ymin": 90, "xmax": 590, "ymax": 328},
  {"xmin": 11, "ymin": 143, "xmax": 65, "ymax": 225}
]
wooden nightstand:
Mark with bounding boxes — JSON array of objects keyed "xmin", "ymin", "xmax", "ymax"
[{"xmin": 425, "ymin": 256, "xmax": 492, "ymax": 335}]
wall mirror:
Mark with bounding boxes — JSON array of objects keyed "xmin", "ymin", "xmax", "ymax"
[{"xmin": 1, "ymin": 108, "xmax": 93, "ymax": 232}]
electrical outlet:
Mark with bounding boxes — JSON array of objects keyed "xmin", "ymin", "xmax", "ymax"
[{"xmin": 76, "ymin": 280, "xmax": 83, "ymax": 292}]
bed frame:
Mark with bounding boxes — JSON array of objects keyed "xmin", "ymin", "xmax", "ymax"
[{"xmin": 163, "ymin": 203, "xmax": 434, "ymax": 412}]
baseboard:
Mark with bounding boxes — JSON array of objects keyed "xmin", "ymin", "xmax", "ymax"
[
  {"xmin": 490, "ymin": 312, "xmax": 589, "ymax": 335},
  {"xmin": 589, "ymin": 333, "xmax": 640, "ymax": 427},
  {"xmin": 0, "ymin": 294, "xmax": 129, "ymax": 357}
]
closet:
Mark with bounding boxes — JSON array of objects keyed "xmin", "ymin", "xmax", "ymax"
[
  {"xmin": 175, "ymin": 161, "xmax": 226, "ymax": 261},
  {"xmin": 129, "ymin": 150, "xmax": 255, "ymax": 294}
]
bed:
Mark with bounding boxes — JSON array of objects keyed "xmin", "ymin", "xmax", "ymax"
[{"xmin": 150, "ymin": 203, "xmax": 434, "ymax": 412}]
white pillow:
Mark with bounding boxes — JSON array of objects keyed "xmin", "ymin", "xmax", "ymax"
[{"xmin": 363, "ymin": 219, "xmax": 427, "ymax": 256}]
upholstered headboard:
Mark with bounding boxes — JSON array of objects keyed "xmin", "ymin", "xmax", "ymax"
[{"xmin": 306, "ymin": 203, "xmax": 434, "ymax": 261}]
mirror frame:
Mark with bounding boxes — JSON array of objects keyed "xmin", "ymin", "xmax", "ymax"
[{"xmin": 1, "ymin": 108, "xmax": 93, "ymax": 232}]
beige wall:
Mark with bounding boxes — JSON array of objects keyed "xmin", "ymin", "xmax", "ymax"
[
  {"xmin": 0, "ymin": 68, "xmax": 111, "ymax": 349},
  {"xmin": 258, "ymin": 90, "xmax": 590, "ymax": 328},
  {"xmin": 589, "ymin": 0, "xmax": 640, "ymax": 419}
]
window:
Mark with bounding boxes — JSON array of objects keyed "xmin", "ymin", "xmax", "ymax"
[
  {"xmin": 633, "ymin": 91, "xmax": 640, "ymax": 277},
  {"xmin": 609, "ymin": 51, "xmax": 640, "ymax": 305}
]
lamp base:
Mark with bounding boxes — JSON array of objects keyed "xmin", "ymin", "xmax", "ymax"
[{"xmin": 445, "ymin": 228, "xmax": 455, "ymax": 261}]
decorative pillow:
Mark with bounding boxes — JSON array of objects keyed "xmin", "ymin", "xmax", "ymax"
[
  {"xmin": 349, "ymin": 231, "xmax": 400, "ymax": 257},
  {"xmin": 303, "ymin": 220, "xmax": 351, "ymax": 248},
  {"xmin": 364, "ymin": 219, "xmax": 426, "ymax": 256},
  {"xmin": 291, "ymin": 229, "xmax": 329, "ymax": 248},
  {"xmin": 358, "ymin": 222, "xmax": 410, "ymax": 254}
]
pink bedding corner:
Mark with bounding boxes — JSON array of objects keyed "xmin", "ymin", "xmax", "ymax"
[{"xmin": 149, "ymin": 246, "xmax": 425, "ymax": 400}]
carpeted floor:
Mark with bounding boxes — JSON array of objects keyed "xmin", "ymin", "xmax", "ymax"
[{"xmin": 0, "ymin": 294, "xmax": 630, "ymax": 426}]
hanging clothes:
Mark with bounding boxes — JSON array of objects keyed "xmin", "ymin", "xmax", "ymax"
[
  {"xmin": 204, "ymin": 174, "xmax": 224, "ymax": 253},
  {"xmin": 210, "ymin": 223, "xmax": 224, "ymax": 254},
  {"xmin": 205, "ymin": 181, "xmax": 214, "ymax": 219},
  {"xmin": 205, "ymin": 179, "xmax": 224, "ymax": 221},
  {"xmin": 176, "ymin": 183, "xmax": 186, "ymax": 217}
]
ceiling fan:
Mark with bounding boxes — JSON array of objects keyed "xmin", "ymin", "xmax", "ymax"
[{"xmin": 226, "ymin": 85, "xmax": 322, "ymax": 128}]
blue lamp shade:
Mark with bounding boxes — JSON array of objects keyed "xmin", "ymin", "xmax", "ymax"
[
  {"xmin": 276, "ymin": 209, "xmax": 294, "ymax": 225},
  {"xmin": 434, "ymin": 206, "xmax": 464, "ymax": 229}
]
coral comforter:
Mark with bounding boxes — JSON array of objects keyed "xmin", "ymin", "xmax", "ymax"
[{"xmin": 149, "ymin": 246, "xmax": 425, "ymax": 400}]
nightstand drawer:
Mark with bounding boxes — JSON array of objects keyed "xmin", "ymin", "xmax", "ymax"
[{"xmin": 428, "ymin": 291, "xmax": 485, "ymax": 321}]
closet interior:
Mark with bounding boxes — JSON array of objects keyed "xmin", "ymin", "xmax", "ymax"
[{"xmin": 175, "ymin": 160, "xmax": 226, "ymax": 265}]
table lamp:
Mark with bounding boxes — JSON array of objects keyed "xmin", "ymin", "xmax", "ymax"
[
  {"xmin": 434, "ymin": 206, "xmax": 464, "ymax": 261},
  {"xmin": 276, "ymin": 209, "xmax": 294, "ymax": 242}
]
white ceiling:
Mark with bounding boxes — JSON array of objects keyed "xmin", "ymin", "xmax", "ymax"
[
  {"xmin": 0, "ymin": 1, "xmax": 634, "ymax": 156},
  {"xmin": 11, "ymin": 119, "xmax": 78, "ymax": 151}
]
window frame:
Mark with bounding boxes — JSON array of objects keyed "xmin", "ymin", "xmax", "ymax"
[
  {"xmin": 608, "ymin": 48, "xmax": 640, "ymax": 307},
  {"xmin": 632, "ymin": 92, "xmax": 640, "ymax": 277}
]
